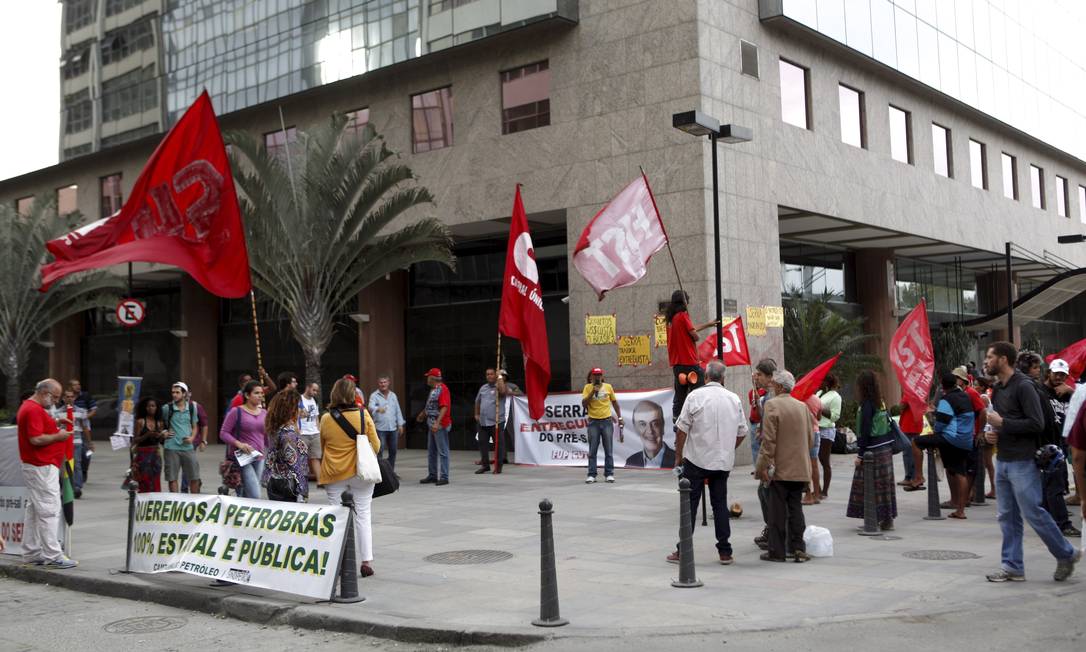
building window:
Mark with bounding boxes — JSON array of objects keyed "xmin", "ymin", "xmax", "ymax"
[
  {"xmin": 62, "ymin": 42, "xmax": 92, "ymax": 80},
  {"xmin": 101, "ymin": 16, "xmax": 156, "ymax": 66},
  {"xmin": 932, "ymin": 123, "xmax": 952, "ymax": 178},
  {"xmin": 64, "ymin": 89, "xmax": 92, "ymax": 134},
  {"xmin": 779, "ymin": 59, "xmax": 810, "ymax": 129},
  {"xmin": 838, "ymin": 84, "xmax": 865, "ymax": 148},
  {"xmin": 740, "ymin": 40, "xmax": 759, "ymax": 79},
  {"xmin": 65, "ymin": 0, "xmax": 95, "ymax": 34},
  {"xmin": 501, "ymin": 61, "xmax": 551, "ymax": 135},
  {"xmin": 428, "ymin": 0, "xmax": 474, "ymax": 14},
  {"xmin": 101, "ymin": 65, "xmax": 158, "ymax": 123},
  {"xmin": 100, "ymin": 173, "xmax": 123, "ymax": 218},
  {"xmin": 106, "ymin": 0, "xmax": 147, "ymax": 16},
  {"xmin": 101, "ymin": 124, "xmax": 158, "ymax": 148},
  {"xmin": 1002, "ymin": 153, "xmax": 1018, "ymax": 200},
  {"xmin": 16, "ymin": 197, "xmax": 34, "ymax": 217},
  {"xmin": 888, "ymin": 105, "xmax": 912, "ymax": 164},
  {"xmin": 1056, "ymin": 175, "xmax": 1069, "ymax": 217},
  {"xmin": 344, "ymin": 108, "xmax": 370, "ymax": 140},
  {"xmin": 969, "ymin": 140, "xmax": 987, "ymax": 189},
  {"xmin": 1079, "ymin": 185, "xmax": 1086, "ymax": 224},
  {"xmin": 264, "ymin": 127, "xmax": 297, "ymax": 163},
  {"xmin": 412, "ymin": 87, "xmax": 453, "ymax": 153},
  {"xmin": 1030, "ymin": 165, "xmax": 1045, "ymax": 210},
  {"xmin": 57, "ymin": 185, "xmax": 78, "ymax": 216}
]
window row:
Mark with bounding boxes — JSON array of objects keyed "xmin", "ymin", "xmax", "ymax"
[
  {"xmin": 779, "ymin": 58, "xmax": 1086, "ymax": 222},
  {"xmin": 15, "ymin": 173, "xmax": 125, "ymax": 221}
]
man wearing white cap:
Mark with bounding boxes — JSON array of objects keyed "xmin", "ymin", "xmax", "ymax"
[
  {"xmin": 163, "ymin": 381, "xmax": 201, "ymax": 493},
  {"xmin": 1043, "ymin": 359, "xmax": 1080, "ymax": 536}
]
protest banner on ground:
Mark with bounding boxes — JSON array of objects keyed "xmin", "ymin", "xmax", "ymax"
[
  {"xmin": 512, "ymin": 389, "xmax": 676, "ymax": 468},
  {"xmin": 0, "ymin": 486, "xmax": 28, "ymax": 555},
  {"xmin": 129, "ymin": 493, "xmax": 348, "ymax": 599}
]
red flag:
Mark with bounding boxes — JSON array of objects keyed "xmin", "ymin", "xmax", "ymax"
[
  {"xmin": 499, "ymin": 186, "xmax": 551, "ymax": 419},
  {"xmin": 791, "ymin": 353, "xmax": 841, "ymax": 401},
  {"xmin": 40, "ymin": 91, "xmax": 250, "ymax": 298},
  {"xmin": 890, "ymin": 300, "xmax": 934, "ymax": 414},
  {"xmin": 697, "ymin": 317, "xmax": 752, "ymax": 367},
  {"xmin": 572, "ymin": 173, "xmax": 667, "ymax": 299},
  {"xmin": 1046, "ymin": 338, "xmax": 1086, "ymax": 381}
]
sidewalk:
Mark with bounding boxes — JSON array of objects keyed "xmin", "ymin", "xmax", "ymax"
[{"xmin": 2, "ymin": 444, "xmax": 1082, "ymax": 645}]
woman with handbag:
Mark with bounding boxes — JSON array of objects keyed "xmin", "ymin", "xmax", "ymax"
[
  {"xmin": 845, "ymin": 370, "xmax": 898, "ymax": 530},
  {"xmin": 219, "ymin": 380, "xmax": 268, "ymax": 499},
  {"xmin": 132, "ymin": 397, "xmax": 165, "ymax": 492},
  {"xmin": 262, "ymin": 388, "xmax": 308, "ymax": 502},
  {"xmin": 320, "ymin": 377, "xmax": 381, "ymax": 577}
]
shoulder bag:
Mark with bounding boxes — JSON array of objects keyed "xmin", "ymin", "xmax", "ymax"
[
  {"xmin": 218, "ymin": 407, "xmax": 243, "ymax": 490},
  {"xmin": 330, "ymin": 408, "xmax": 398, "ymax": 496}
]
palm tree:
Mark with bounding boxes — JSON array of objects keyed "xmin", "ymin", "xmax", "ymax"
[
  {"xmin": 0, "ymin": 200, "xmax": 124, "ymax": 409},
  {"xmin": 782, "ymin": 289, "xmax": 881, "ymax": 381},
  {"xmin": 226, "ymin": 114, "xmax": 454, "ymax": 385}
]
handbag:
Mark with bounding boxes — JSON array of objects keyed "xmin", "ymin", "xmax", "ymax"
[
  {"xmin": 330, "ymin": 408, "xmax": 384, "ymax": 485},
  {"xmin": 264, "ymin": 429, "xmax": 299, "ymax": 502},
  {"xmin": 218, "ymin": 407, "xmax": 243, "ymax": 489},
  {"xmin": 888, "ymin": 416, "xmax": 906, "ymax": 454}
]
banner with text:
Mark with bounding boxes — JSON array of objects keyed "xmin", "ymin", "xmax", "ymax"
[
  {"xmin": 0, "ymin": 487, "xmax": 28, "ymax": 555},
  {"xmin": 512, "ymin": 388, "xmax": 676, "ymax": 468},
  {"xmin": 130, "ymin": 493, "xmax": 348, "ymax": 599}
]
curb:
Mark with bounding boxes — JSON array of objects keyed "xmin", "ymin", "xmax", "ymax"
[{"xmin": 0, "ymin": 561, "xmax": 546, "ymax": 647}]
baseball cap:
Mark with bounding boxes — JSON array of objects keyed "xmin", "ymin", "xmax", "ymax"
[
  {"xmin": 343, "ymin": 374, "xmax": 358, "ymax": 383},
  {"xmin": 424, "ymin": 367, "xmax": 443, "ymax": 378},
  {"xmin": 1049, "ymin": 359, "xmax": 1070, "ymax": 375},
  {"xmin": 590, "ymin": 367, "xmax": 604, "ymax": 375},
  {"xmin": 172, "ymin": 381, "xmax": 189, "ymax": 394},
  {"xmin": 951, "ymin": 366, "xmax": 970, "ymax": 383}
]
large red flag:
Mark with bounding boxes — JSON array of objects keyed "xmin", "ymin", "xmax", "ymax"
[
  {"xmin": 890, "ymin": 299, "xmax": 934, "ymax": 414},
  {"xmin": 499, "ymin": 186, "xmax": 551, "ymax": 419},
  {"xmin": 697, "ymin": 317, "xmax": 752, "ymax": 367},
  {"xmin": 791, "ymin": 353, "xmax": 841, "ymax": 401},
  {"xmin": 1046, "ymin": 338, "xmax": 1086, "ymax": 381},
  {"xmin": 40, "ymin": 91, "xmax": 250, "ymax": 298},
  {"xmin": 572, "ymin": 173, "xmax": 668, "ymax": 299}
]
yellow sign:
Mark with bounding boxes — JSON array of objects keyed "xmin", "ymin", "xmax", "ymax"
[
  {"xmin": 764, "ymin": 306, "xmax": 784, "ymax": 328},
  {"xmin": 746, "ymin": 306, "xmax": 767, "ymax": 336},
  {"xmin": 617, "ymin": 335, "xmax": 652, "ymax": 366},
  {"xmin": 654, "ymin": 314, "xmax": 668, "ymax": 348},
  {"xmin": 585, "ymin": 314, "xmax": 617, "ymax": 345}
]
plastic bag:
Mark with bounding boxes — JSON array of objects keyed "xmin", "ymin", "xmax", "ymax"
[{"xmin": 803, "ymin": 525, "xmax": 834, "ymax": 558}]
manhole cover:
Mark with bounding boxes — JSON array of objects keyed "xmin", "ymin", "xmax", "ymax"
[
  {"xmin": 425, "ymin": 549, "xmax": 513, "ymax": 565},
  {"xmin": 903, "ymin": 550, "xmax": 980, "ymax": 561},
  {"xmin": 104, "ymin": 616, "xmax": 188, "ymax": 634}
]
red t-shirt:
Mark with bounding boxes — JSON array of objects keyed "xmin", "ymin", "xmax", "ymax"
[
  {"xmin": 899, "ymin": 402, "xmax": 924, "ymax": 434},
  {"xmin": 964, "ymin": 386, "xmax": 986, "ymax": 435},
  {"xmin": 667, "ymin": 311, "xmax": 698, "ymax": 367},
  {"xmin": 748, "ymin": 388, "xmax": 767, "ymax": 423},
  {"xmin": 437, "ymin": 383, "xmax": 452, "ymax": 428},
  {"xmin": 229, "ymin": 392, "xmax": 244, "ymax": 409},
  {"xmin": 17, "ymin": 399, "xmax": 64, "ymax": 467}
]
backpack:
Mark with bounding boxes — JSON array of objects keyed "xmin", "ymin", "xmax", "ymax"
[
  {"xmin": 1028, "ymin": 381, "xmax": 1060, "ymax": 448},
  {"xmin": 164, "ymin": 401, "xmax": 197, "ymax": 433}
]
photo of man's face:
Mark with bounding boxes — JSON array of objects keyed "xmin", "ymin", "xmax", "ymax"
[{"xmin": 633, "ymin": 400, "xmax": 665, "ymax": 457}]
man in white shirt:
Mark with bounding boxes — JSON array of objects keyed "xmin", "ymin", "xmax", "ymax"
[
  {"xmin": 666, "ymin": 360, "xmax": 747, "ymax": 566},
  {"xmin": 369, "ymin": 376, "xmax": 406, "ymax": 472},
  {"xmin": 299, "ymin": 382, "xmax": 322, "ymax": 485}
]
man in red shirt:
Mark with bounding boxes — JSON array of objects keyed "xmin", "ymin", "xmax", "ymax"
[
  {"xmin": 899, "ymin": 401, "xmax": 926, "ymax": 490},
  {"xmin": 417, "ymin": 368, "xmax": 452, "ymax": 485},
  {"xmin": 664, "ymin": 290, "xmax": 719, "ymax": 425},
  {"xmin": 17, "ymin": 378, "xmax": 77, "ymax": 568}
]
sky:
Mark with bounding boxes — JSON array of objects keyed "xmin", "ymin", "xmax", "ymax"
[{"xmin": 0, "ymin": 2, "xmax": 61, "ymax": 182}]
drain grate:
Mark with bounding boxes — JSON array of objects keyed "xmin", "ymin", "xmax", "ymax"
[
  {"xmin": 903, "ymin": 550, "xmax": 980, "ymax": 561},
  {"xmin": 425, "ymin": 549, "xmax": 513, "ymax": 565},
  {"xmin": 104, "ymin": 616, "xmax": 188, "ymax": 634}
]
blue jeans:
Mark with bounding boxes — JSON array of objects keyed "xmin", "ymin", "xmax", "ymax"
[
  {"xmin": 377, "ymin": 430, "xmax": 398, "ymax": 470},
  {"xmin": 750, "ymin": 422, "xmax": 761, "ymax": 461},
  {"xmin": 239, "ymin": 458, "xmax": 266, "ymax": 499},
  {"xmin": 427, "ymin": 427, "xmax": 450, "ymax": 480},
  {"xmin": 72, "ymin": 441, "xmax": 85, "ymax": 491},
  {"xmin": 898, "ymin": 430, "xmax": 916, "ymax": 481},
  {"xmin": 995, "ymin": 459, "xmax": 1075, "ymax": 574},
  {"xmin": 587, "ymin": 419, "xmax": 614, "ymax": 478}
]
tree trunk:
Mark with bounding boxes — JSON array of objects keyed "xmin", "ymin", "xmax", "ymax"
[
  {"xmin": 305, "ymin": 352, "xmax": 322, "ymax": 390},
  {"xmin": 5, "ymin": 375, "xmax": 19, "ymax": 416}
]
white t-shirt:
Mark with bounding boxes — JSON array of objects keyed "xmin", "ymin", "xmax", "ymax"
[{"xmin": 299, "ymin": 396, "xmax": 320, "ymax": 435}]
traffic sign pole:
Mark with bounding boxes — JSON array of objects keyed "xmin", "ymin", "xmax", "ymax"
[{"xmin": 127, "ymin": 263, "xmax": 133, "ymax": 376}]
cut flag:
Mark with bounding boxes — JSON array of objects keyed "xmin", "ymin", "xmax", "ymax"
[
  {"xmin": 890, "ymin": 299, "xmax": 934, "ymax": 415},
  {"xmin": 1046, "ymin": 337, "xmax": 1086, "ymax": 381},
  {"xmin": 572, "ymin": 173, "xmax": 668, "ymax": 299},
  {"xmin": 697, "ymin": 317, "xmax": 752, "ymax": 367},
  {"xmin": 40, "ymin": 91, "xmax": 250, "ymax": 298},
  {"xmin": 791, "ymin": 353, "xmax": 841, "ymax": 402},
  {"xmin": 499, "ymin": 186, "xmax": 551, "ymax": 420}
]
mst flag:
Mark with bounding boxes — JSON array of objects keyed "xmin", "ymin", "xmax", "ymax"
[
  {"xmin": 572, "ymin": 173, "xmax": 668, "ymax": 299},
  {"xmin": 40, "ymin": 91, "xmax": 250, "ymax": 298},
  {"xmin": 890, "ymin": 300, "xmax": 934, "ymax": 414},
  {"xmin": 499, "ymin": 186, "xmax": 551, "ymax": 419},
  {"xmin": 791, "ymin": 353, "xmax": 841, "ymax": 402},
  {"xmin": 697, "ymin": 317, "xmax": 752, "ymax": 367}
]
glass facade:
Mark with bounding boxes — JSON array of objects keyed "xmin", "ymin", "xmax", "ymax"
[
  {"xmin": 894, "ymin": 257, "xmax": 978, "ymax": 317},
  {"xmin": 501, "ymin": 61, "xmax": 551, "ymax": 135},
  {"xmin": 779, "ymin": 59, "xmax": 809, "ymax": 129},
  {"xmin": 931, "ymin": 122, "xmax": 951, "ymax": 177},
  {"xmin": 888, "ymin": 105, "xmax": 911, "ymax": 163},
  {"xmin": 99, "ymin": 173, "xmax": 123, "ymax": 218},
  {"xmin": 969, "ymin": 139, "xmax": 987, "ymax": 189},
  {"xmin": 57, "ymin": 185, "xmax": 78, "ymax": 216},
  {"xmin": 411, "ymin": 87, "xmax": 453, "ymax": 153},
  {"xmin": 838, "ymin": 84, "xmax": 864, "ymax": 148},
  {"xmin": 1001, "ymin": 152, "xmax": 1018, "ymax": 199},
  {"xmin": 772, "ymin": 0, "xmax": 1086, "ymax": 162}
]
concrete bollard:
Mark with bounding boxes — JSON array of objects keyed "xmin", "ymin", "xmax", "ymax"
[
  {"xmin": 332, "ymin": 489, "xmax": 365, "ymax": 603},
  {"xmin": 923, "ymin": 448, "xmax": 946, "ymax": 520},
  {"xmin": 122, "ymin": 478, "xmax": 139, "ymax": 573},
  {"xmin": 672, "ymin": 478, "xmax": 703, "ymax": 588},
  {"xmin": 971, "ymin": 451, "xmax": 988, "ymax": 506},
  {"xmin": 532, "ymin": 499, "xmax": 568, "ymax": 627},
  {"xmin": 858, "ymin": 451, "xmax": 880, "ymax": 536}
]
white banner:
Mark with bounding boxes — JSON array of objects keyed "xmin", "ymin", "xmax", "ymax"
[
  {"xmin": 512, "ymin": 388, "xmax": 676, "ymax": 468},
  {"xmin": 0, "ymin": 486, "xmax": 28, "ymax": 556},
  {"xmin": 130, "ymin": 493, "xmax": 349, "ymax": 600}
]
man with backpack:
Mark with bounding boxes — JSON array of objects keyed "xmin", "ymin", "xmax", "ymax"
[{"xmin": 163, "ymin": 381, "xmax": 201, "ymax": 493}]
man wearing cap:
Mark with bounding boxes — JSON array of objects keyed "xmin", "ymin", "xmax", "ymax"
[
  {"xmin": 417, "ymin": 368, "xmax": 452, "ymax": 485},
  {"xmin": 1043, "ymin": 359, "xmax": 1080, "ymax": 536},
  {"xmin": 581, "ymin": 367, "xmax": 623, "ymax": 483},
  {"xmin": 163, "ymin": 381, "xmax": 200, "ymax": 493}
]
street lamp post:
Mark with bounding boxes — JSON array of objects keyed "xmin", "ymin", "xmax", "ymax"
[{"xmin": 672, "ymin": 111, "xmax": 752, "ymax": 360}]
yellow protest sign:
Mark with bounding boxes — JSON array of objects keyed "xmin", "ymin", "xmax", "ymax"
[
  {"xmin": 746, "ymin": 306, "xmax": 767, "ymax": 336},
  {"xmin": 617, "ymin": 335, "xmax": 652, "ymax": 366},
  {"xmin": 764, "ymin": 306, "xmax": 784, "ymax": 328},
  {"xmin": 585, "ymin": 314, "xmax": 616, "ymax": 345},
  {"xmin": 654, "ymin": 314, "xmax": 668, "ymax": 348}
]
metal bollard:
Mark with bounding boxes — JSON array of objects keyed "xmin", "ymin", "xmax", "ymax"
[
  {"xmin": 701, "ymin": 479, "xmax": 708, "ymax": 526},
  {"xmin": 923, "ymin": 448, "xmax": 945, "ymax": 520},
  {"xmin": 971, "ymin": 450, "xmax": 988, "ymax": 506},
  {"xmin": 122, "ymin": 478, "xmax": 139, "ymax": 572},
  {"xmin": 858, "ymin": 452, "xmax": 880, "ymax": 536},
  {"xmin": 532, "ymin": 499, "xmax": 568, "ymax": 626},
  {"xmin": 671, "ymin": 478, "xmax": 703, "ymax": 588},
  {"xmin": 217, "ymin": 485, "xmax": 229, "ymax": 496},
  {"xmin": 332, "ymin": 489, "xmax": 365, "ymax": 603}
]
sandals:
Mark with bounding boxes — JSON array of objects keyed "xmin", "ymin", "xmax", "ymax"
[
  {"xmin": 903, "ymin": 484, "xmax": 925, "ymax": 492},
  {"xmin": 948, "ymin": 513, "xmax": 967, "ymax": 519}
]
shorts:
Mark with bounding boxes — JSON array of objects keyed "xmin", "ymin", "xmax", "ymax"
[
  {"xmin": 818, "ymin": 426, "xmax": 836, "ymax": 441},
  {"xmin": 299, "ymin": 433, "xmax": 322, "ymax": 459},
  {"xmin": 939, "ymin": 444, "xmax": 971, "ymax": 477},
  {"xmin": 809, "ymin": 436, "xmax": 821, "ymax": 459},
  {"xmin": 164, "ymin": 448, "xmax": 200, "ymax": 483}
]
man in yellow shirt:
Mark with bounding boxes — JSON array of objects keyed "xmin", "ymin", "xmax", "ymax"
[{"xmin": 582, "ymin": 367, "xmax": 623, "ymax": 484}]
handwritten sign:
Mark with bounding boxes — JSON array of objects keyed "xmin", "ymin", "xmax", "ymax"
[
  {"xmin": 617, "ymin": 335, "xmax": 652, "ymax": 366},
  {"xmin": 746, "ymin": 306, "xmax": 767, "ymax": 336},
  {"xmin": 764, "ymin": 306, "xmax": 784, "ymax": 328},
  {"xmin": 654, "ymin": 314, "xmax": 668, "ymax": 348},
  {"xmin": 585, "ymin": 314, "xmax": 617, "ymax": 345}
]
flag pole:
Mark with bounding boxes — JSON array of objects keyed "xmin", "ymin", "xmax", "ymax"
[
  {"xmin": 639, "ymin": 166, "xmax": 684, "ymax": 297},
  {"xmin": 493, "ymin": 332, "xmax": 503, "ymax": 472},
  {"xmin": 249, "ymin": 290, "xmax": 265, "ymax": 379}
]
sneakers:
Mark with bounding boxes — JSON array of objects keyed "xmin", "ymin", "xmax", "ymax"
[
  {"xmin": 1061, "ymin": 524, "xmax": 1081, "ymax": 537},
  {"xmin": 1054, "ymin": 550, "xmax": 1081, "ymax": 582},
  {"xmin": 718, "ymin": 553, "xmax": 734, "ymax": 565},
  {"xmin": 585, "ymin": 476, "xmax": 596, "ymax": 484},
  {"xmin": 43, "ymin": 557, "xmax": 78, "ymax": 570},
  {"xmin": 986, "ymin": 569, "xmax": 1025, "ymax": 582},
  {"xmin": 666, "ymin": 551, "xmax": 680, "ymax": 564},
  {"xmin": 605, "ymin": 475, "xmax": 615, "ymax": 483}
]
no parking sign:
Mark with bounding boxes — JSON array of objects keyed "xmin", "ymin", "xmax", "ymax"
[{"xmin": 116, "ymin": 298, "xmax": 146, "ymax": 327}]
